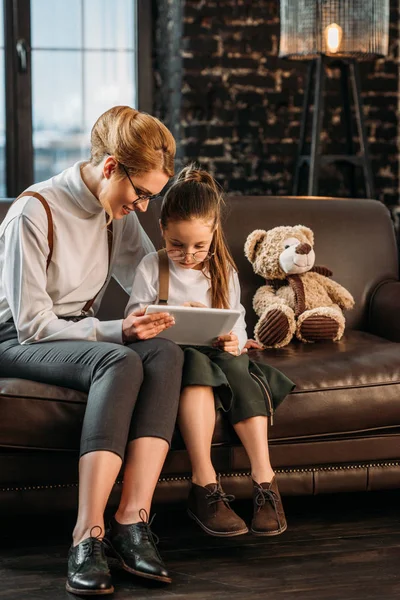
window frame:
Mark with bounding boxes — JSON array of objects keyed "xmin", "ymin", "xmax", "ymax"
[{"xmin": 3, "ymin": 0, "xmax": 152, "ymax": 197}]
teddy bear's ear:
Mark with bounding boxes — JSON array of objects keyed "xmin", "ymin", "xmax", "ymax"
[
  {"xmin": 244, "ymin": 230, "xmax": 268, "ymax": 263},
  {"xmin": 293, "ymin": 225, "xmax": 314, "ymax": 246}
]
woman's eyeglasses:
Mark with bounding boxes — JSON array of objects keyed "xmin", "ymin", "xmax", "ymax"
[
  {"xmin": 121, "ymin": 164, "xmax": 160, "ymax": 206},
  {"xmin": 167, "ymin": 249, "xmax": 214, "ymax": 263}
]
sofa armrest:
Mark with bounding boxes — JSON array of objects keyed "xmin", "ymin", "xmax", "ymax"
[{"xmin": 369, "ymin": 281, "xmax": 400, "ymax": 342}]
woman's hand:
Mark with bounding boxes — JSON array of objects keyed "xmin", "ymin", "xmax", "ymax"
[
  {"xmin": 182, "ymin": 301, "xmax": 207, "ymax": 308},
  {"xmin": 213, "ymin": 332, "xmax": 239, "ymax": 356},
  {"xmin": 122, "ymin": 308, "xmax": 175, "ymax": 343}
]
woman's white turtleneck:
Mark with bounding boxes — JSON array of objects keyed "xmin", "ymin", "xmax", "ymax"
[{"xmin": 0, "ymin": 161, "xmax": 154, "ymax": 344}]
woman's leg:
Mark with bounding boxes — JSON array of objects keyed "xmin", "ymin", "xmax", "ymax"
[
  {"xmin": 115, "ymin": 437, "xmax": 169, "ymax": 523},
  {"xmin": 104, "ymin": 338, "xmax": 184, "ymax": 584},
  {"xmin": 233, "ymin": 416, "xmax": 274, "ymax": 484},
  {"xmin": 177, "ymin": 385, "xmax": 217, "ymax": 486},
  {"xmin": 0, "ymin": 335, "xmax": 149, "ymax": 593},
  {"xmin": 113, "ymin": 338, "xmax": 184, "ymax": 523},
  {"xmin": 73, "ymin": 451, "xmax": 123, "ymax": 543},
  {"xmin": 0, "ymin": 337, "xmax": 145, "ymax": 544}
]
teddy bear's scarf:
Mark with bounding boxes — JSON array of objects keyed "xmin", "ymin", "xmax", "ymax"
[
  {"xmin": 287, "ymin": 275, "xmax": 306, "ymax": 318},
  {"xmin": 266, "ymin": 266, "xmax": 333, "ymax": 318}
]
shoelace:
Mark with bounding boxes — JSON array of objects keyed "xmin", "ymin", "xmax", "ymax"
[
  {"xmin": 254, "ymin": 484, "xmax": 284, "ymax": 528},
  {"xmin": 81, "ymin": 525, "xmax": 105, "ymax": 560},
  {"xmin": 205, "ymin": 486, "xmax": 236, "ymax": 507},
  {"xmin": 137, "ymin": 508, "xmax": 160, "ymax": 547},
  {"xmin": 254, "ymin": 484, "xmax": 280, "ymax": 508}
]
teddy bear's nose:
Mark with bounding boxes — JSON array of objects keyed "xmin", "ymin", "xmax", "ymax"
[{"xmin": 295, "ymin": 243, "xmax": 312, "ymax": 255}]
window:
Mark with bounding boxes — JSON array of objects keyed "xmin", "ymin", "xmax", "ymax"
[
  {"xmin": 2, "ymin": 0, "xmax": 151, "ymax": 196},
  {"xmin": 31, "ymin": 0, "xmax": 137, "ymax": 182},
  {"xmin": 0, "ymin": 0, "xmax": 5, "ymax": 196}
]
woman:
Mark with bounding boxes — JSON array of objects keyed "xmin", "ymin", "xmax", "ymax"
[{"xmin": 0, "ymin": 106, "xmax": 183, "ymax": 596}]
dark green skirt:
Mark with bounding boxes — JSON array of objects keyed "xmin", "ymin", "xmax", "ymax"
[{"xmin": 180, "ymin": 346, "xmax": 295, "ymax": 425}]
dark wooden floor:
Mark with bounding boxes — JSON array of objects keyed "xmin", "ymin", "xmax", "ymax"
[{"xmin": 1, "ymin": 490, "xmax": 400, "ymax": 599}]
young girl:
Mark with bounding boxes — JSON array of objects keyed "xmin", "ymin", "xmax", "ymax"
[{"xmin": 126, "ymin": 166, "xmax": 294, "ymax": 538}]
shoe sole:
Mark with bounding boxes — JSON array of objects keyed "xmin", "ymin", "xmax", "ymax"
[
  {"xmin": 187, "ymin": 509, "xmax": 249, "ymax": 537},
  {"xmin": 105, "ymin": 544, "xmax": 172, "ymax": 584},
  {"xmin": 250, "ymin": 522, "xmax": 288, "ymax": 537},
  {"xmin": 65, "ymin": 582, "xmax": 114, "ymax": 595}
]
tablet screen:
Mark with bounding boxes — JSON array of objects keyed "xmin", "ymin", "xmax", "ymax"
[{"xmin": 145, "ymin": 305, "xmax": 241, "ymax": 346}]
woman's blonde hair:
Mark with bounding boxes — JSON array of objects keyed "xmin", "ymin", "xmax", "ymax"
[
  {"xmin": 91, "ymin": 105, "xmax": 175, "ymax": 176},
  {"xmin": 90, "ymin": 106, "xmax": 176, "ymax": 221},
  {"xmin": 160, "ymin": 164, "xmax": 237, "ymax": 309}
]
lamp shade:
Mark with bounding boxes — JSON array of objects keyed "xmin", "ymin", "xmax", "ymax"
[{"xmin": 279, "ymin": 0, "xmax": 390, "ymax": 60}]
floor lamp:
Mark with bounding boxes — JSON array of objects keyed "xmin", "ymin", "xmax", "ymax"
[{"xmin": 279, "ymin": 0, "xmax": 390, "ymax": 199}]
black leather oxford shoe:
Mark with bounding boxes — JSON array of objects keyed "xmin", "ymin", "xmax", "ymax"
[
  {"xmin": 105, "ymin": 510, "xmax": 171, "ymax": 584},
  {"xmin": 66, "ymin": 527, "xmax": 114, "ymax": 596}
]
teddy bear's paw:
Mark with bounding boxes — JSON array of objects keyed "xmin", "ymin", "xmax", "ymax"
[
  {"xmin": 297, "ymin": 309, "xmax": 344, "ymax": 343},
  {"xmin": 255, "ymin": 307, "xmax": 295, "ymax": 348}
]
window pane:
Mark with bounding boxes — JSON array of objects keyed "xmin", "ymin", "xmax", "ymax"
[
  {"xmin": 31, "ymin": 0, "xmax": 137, "ymax": 183},
  {"xmin": 31, "ymin": 0, "xmax": 82, "ymax": 49},
  {"xmin": 84, "ymin": 51, "xmax": 137, "ymax": 132},
  {"xmin": 0, "ymin": 0, "xmax": 4, "ymax": 196},
  {"xmin": 84, "ymin": 0, "xmax": 135, "ymax": 49},
  {"xmin": 0, "ymin": 0, "xmax": 3, "ymax": 47},
  {"xmin": 32, "ymin": 51, "xmax": 85, "ymax": 182},
  {"xmin": 0, "ymin": 49, "xmax": 5, "ymax": 196}
]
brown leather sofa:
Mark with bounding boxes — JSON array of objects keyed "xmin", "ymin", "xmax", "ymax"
[{"xmin": 0, "ymin": 195, "xmax": 399, "ymax": 514}]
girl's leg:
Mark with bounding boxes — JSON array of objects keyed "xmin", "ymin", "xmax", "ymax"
[
  {"xmin": 233, "ymin": 415, "xmax": 274, "ymax": 484},
  {"xmin": 177, "ymin": 384, "xmax": 247, "ymax": 537},
  {"xmin": 177, "ymin": 385, "xmax": 217, "ymax": 486},
  {"xmin": 233, "ymin": 416, "xmax": 286, "ymax": 536}
]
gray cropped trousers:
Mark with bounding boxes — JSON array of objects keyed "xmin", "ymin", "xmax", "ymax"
[{"xmin": 0, "ymin": 322, "xmax": 184, "ymax": 459}]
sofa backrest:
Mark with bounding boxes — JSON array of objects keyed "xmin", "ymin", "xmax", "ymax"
[
  {"xmin": 134, "ymin": 195, "xmax": 399, "ymax": 334},
  {"xmin": 1, "ymin": 195, "xmax": 397, "ymax": 336}
]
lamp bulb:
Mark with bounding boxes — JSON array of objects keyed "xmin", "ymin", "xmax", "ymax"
[{"xmin": 325, "ymin": 23, "xmax": 343, "ymax": 54}]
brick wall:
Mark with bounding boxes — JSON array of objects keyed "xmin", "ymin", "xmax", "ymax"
[{"xmin": 154, "ymin": 0, "xmax": 399, "ymax": 206}]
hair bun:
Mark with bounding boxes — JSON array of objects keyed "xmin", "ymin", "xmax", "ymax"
[{"xmin": 177, "ymin": 163, "xmax": 218, "ymax": 189}]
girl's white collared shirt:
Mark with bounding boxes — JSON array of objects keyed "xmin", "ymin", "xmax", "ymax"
[{"xmin": 127, "ymin": 252, "xmax": 248, "ymax": 351}]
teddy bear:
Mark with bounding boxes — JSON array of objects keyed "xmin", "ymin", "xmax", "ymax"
[{"xmin": 244, "ymin": 225, "xmax": 355, "ymax": 349}]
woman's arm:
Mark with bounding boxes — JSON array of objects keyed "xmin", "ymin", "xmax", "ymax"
[{"xmin": 4, "ymin": 214, "xmax": 124, "ymax": 344}]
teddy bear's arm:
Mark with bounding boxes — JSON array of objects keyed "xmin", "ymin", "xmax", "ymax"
[
  {"xmin": 318, "ymin": 275, "xmax": 355, "ymax": 310},
  {"xmin": 253, "ymin": 284, "xmax": 289, "ymax": 317}
]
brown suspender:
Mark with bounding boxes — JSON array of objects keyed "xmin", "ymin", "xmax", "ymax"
[
  {"xmin": 14, "ymin": 191, "xmax": 113, "ymax": 315},
  {"xmin": 157, "ymin": 248, "xmax": 169, "ymax": 305},
  {"xmin": 16, "ymin": 192, "xmax": 54, "ymax": 269}
]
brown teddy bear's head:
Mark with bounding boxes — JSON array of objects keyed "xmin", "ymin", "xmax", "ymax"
[{"xmin": 244, "ymin": 225, "xmax": 315, "ymax": 280}]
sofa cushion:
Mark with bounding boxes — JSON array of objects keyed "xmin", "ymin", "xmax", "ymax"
[
  {"xmin": 251, "ymin": 330, "xmax": 400, "ymax": 440},
  {"xmin": 0, "ymin": 379, "xmax": 86, "ymax": 451},
  {"xmin": 0, "ymin": 331, "xmax": 399, "ymax": 452}
]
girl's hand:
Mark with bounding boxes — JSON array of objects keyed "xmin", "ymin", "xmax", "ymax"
[
  {"xmin": 242, "ymin": 339, "xmax": 264, "ymax": 353},
  {"xmin": 182, "ymin": 301, "xmax": 207, "ymax": 308},
  {"xmin": 213, "ymin": 332, "xmax": 239, "ymax": 356},
  {"xmin": 122, "ymin": 308, "xmax": 175, "ymax": 343}
]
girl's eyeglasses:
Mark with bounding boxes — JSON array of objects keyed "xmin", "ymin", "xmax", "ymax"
[
  {"xmin": 120, "ymin": 164, "xmax": 161, "ymax": 206},
  {"xmin": 167, "ymin": 249, "xmax": 214, "ymax": 263}
]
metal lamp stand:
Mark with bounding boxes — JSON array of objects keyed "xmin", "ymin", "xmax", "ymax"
[{"xmin": 293, "ymin": 55, "xmax": 375, "ymax": 199}]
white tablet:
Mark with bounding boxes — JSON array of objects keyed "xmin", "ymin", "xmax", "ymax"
[{"xmin": 145, "ymin": 304, "xmax": 241, "ymax": 346}]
